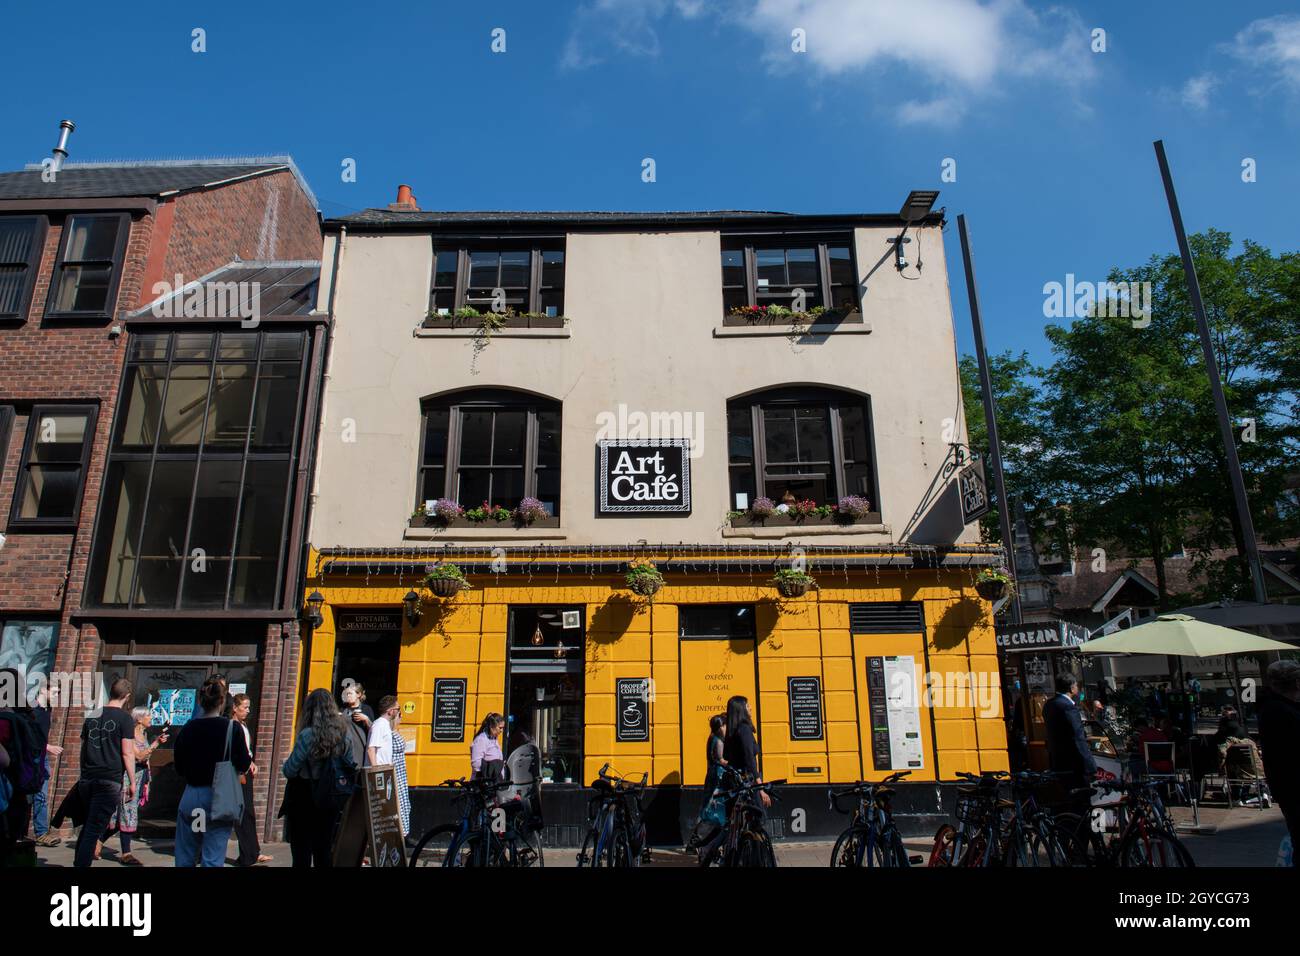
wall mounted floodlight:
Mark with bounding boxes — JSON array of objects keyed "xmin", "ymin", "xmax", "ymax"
[{"xmin": 893, "ymin": 190, "xmax": 940, "ymax": 271}]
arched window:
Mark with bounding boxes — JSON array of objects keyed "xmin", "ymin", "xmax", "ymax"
[
  {"xmin": 726, "ymin": 386, "xmax": 875, "ymax": 509},
  {"xmin": 417, "ymin": 388, "xmax": 561, "ymax": 517}
]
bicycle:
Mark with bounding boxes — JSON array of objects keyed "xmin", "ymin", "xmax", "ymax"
[
  {"xmin": 1055, "ymin": 779, "xmax": 1195, "ymax": 868},
  {"xmin": 928, "ymin": 770, "xmax": 1005, "ymax": 867},
  {"xmin": 699, "ymin": 768, "xmax": 783, "ymax": 868},
  {"xmin": 998, "ymin": 770, "xmax": 1071, "ymax": 867},
  {"xmin": 408, "ymin": 776, "xmax": 544, "ymax": 868},
  {"xmin": 576, "ymin": 763, "xmax": 649, "ymax": 867},
  {"xmin": 828, "ymin": 771, "xmax": 920, "ymax": 868}
]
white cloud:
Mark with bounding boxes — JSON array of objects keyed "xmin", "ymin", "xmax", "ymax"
[
  {"xmin": 560, "ymin": 0, "xmax": 1096, "ymax": 124},
  {"xmin": 1227, "ymin": 14, "xmax": 1300, "ymax": 90},
  {"xmin": 1180, "ymin": 73, "xmax": 1217, "ymax": 111},
  {"xmin": 562, "ymin": 0, "xmax": 704, "ymax": 70},
  {"xmin": 744, "ymin": 0, "xmax": 1096, "ymax": 124}
]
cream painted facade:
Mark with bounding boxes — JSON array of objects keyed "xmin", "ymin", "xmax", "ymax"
[{"xmin": 309, "ymin": 222, "xmax": 975, "ymax": 549}]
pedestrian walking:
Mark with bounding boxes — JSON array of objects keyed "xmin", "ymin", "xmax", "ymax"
[
  {"xmin": 340, "ymin": 683, "xmax": 370, "ymax": 770},
  {"xmin": 1258, "ymin": 659, "xmax": 1300, "ymax": 864},
  {"xmin": 30, "ymin": 686, "xmax": 62, "ymax": 848},
  {"xmin": 100, "ymin": 706, "xmax": 166, "ymax": 864},
  {"xmin": 172, "ymin": 675, "xmax": 251, "ymax": 867},
  {"xmin": 231, "ymin": 693, "xmax": 273, "ymax": 866},
  {"xmin": 687, "ymin": 714, "xmax": 728, "ymax": 849},
  {"xmin": 469, "ymin": 713, "xmax": 505, "ymax": 780},
  {"xmin": 366, "ymin": 695, "xmax": 411, "ymax": 839},
  {"xmin": 73, "ymin": 678, "xmax": 136, "ymax": 868},
  {"xmin": 1042, "ymin": 673, "xmax": 1097, "ymax": 822},
  {"xmin": 280, "ymin": 688, "xmax": 355, "ymax": 867}
]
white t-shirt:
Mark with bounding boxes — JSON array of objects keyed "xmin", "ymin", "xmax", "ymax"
[{"xmin": 368, "ymin": 715, "xmax": 394, "ymax": 765}]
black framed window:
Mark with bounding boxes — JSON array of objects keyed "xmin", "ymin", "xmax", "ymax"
[
  {"xmin": 0, "ymin": 216, "xmax": 47, "ymax": 321},
  {"xmin": 679, "ymin": 605, "xmax": 756, "ymax": 640},
  {"xmin": 0, "ymin": 405, "xmax": 13, "ymax": 483},
  {"xmin": 417, "ymin": 389, "xmax": 561, "ymax": 516},
  {"xmin": 726, "ymin": 387, "xmax": 875, "ymax": 510},
  {"xmin": 45, "ymin": 213, "xmax": 130, "ymax": 320},
  {"xmin": 8, "ymin": 404, "xmax": 97, "ymax": 531},
  {"xmin": 428, "ymin": 242, "xmax": 565, "ymax": 316},
  {"xmin": 720, "ymin": 234, "xmax": 859, "ymax": 314},
  {"xmin": 85, "ymin": 330, "xmax": 309, "ymax": 610}
]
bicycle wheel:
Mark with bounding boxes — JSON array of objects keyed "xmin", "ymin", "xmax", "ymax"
[
  {"xmin": 830, "ymin": 828, "xmax": 866, "ymax": 867},
  {"xmin": 731, "ymin": 830, "xmax": 776, "ymax": 867},
  {"xmin": 1053, "ymin": 812, "xmax": 1101, "ymax": 867},
  {"xmin": 927, "ymin": 824, "xmax": 957, "ymax": 867},
  {"xmin": 1119, "ymin": 828, "xmax": 1194, "ymax": 868},
  {"xmin": 604, "ymin": 827, "xmax": 634, "ymax": 867},
  {"xmin": 886, "ymin": 828, "xmax": 913, "ymax": 868},
  {"xmin": 577, "ymin": 827, "xmax": 599, "ymax": 867},
  {"xmin": 409, "ymin": 824, "xmax": 466, "ymax": 868}
]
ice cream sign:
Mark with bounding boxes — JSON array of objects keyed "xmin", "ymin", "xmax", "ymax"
[{"xmin": 597, "ymin": 439, "xmax": 691, "ymax": 514}]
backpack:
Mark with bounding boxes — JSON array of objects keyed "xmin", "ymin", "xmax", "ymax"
[
  {"xmin": 311, "ymin": 746, "xmax": 358, "ymax": 810},
  {"xmin": 0, "ymin": 710, "xmax": 48, "ymax": 796}
]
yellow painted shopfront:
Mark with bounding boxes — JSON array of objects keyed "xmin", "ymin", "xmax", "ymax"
[{"xmin": 300, "ymin": 546, "xmax": 1010, "ymax": 803}]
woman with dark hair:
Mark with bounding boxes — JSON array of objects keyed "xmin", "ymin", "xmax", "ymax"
[
  {"xmin": 172, "ymin": 675, "xmax": 251, "ymax": 867},
  {"xmin": 723, "ymin": 696, "xmax": 770, "ymax": 808},
  {"xmin": 687, "ymin": 714, "xmax": 729, "ymax": 850},
  {"xmin": 280, "ymin": 687, "xmax": 354, "ymax": 867},
  {"xmin": 470, "ymin": 713, "xmax": 505, "ymax": 780}
]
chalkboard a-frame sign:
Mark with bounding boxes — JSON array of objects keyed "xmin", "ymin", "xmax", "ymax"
[{"xmin": 598, "ymin": 439, "xmax": 691, "ymax": 514}]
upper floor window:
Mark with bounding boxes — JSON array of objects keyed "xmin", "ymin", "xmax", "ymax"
[
  {"xmin": 86, "ymin": 331, "xmax": 309, "ymax": 610},
  {"xmin": 720, "ymin": 234, "xmax": 858, "ymax": 316},
  {"xmin": 0, "ymin": 216, "xmax": 47, "ymax": 321},
  {"xmin": 418, "ymin": 389, "xmax": 561, "ymax": 517},
  {"xmin": 429, "ymin": 242, "xmax": 565, "ymax": 317},
  {"xmin": 8, "ymin": 405, "xmax": 98, "ymax": 531},
  {"xmin": 46, "ymin": 213, "xmax": 130, "ymax": 320},
  {"xmin": 726, "ymin": 387, "xmax": 875, "ymax": 511}
]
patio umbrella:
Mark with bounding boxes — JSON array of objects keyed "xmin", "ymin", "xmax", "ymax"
[
  {"xmin": 1078, "ymin": 613, "xmax": 1292, "ymax": 831},
  {"xmin": 1078, "ymin": 613, "xmax": 1295, "ymax": 657}
]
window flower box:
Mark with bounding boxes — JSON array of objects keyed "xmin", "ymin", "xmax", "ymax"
[
  {"xmin": 722, "ymin": 306, "xmax": 861, "ymax": 328},
  {"xmin": 409, "ymin": 514, "xmax": 562, "ymax": 530},
  {"xmin": 726, "ymin": 511, "xmax": 880, "ymax": 528}
]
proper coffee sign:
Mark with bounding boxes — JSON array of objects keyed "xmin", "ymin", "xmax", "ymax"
[
  {"xmin": 598, "ymin": 440, "xmax": 691, "ymax": 514},
  {"xmin": 616, "ymin": 677, "xmax": 650, "ymax": 742}
]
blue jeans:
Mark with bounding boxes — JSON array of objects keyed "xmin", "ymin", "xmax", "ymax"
[
  {"xmin": 175, "ymin": 785, "xmax": 232, "ymax": 867},
  {"xmin": 31, "ymin": 756, "xmax": 50, "ymax": 836}
]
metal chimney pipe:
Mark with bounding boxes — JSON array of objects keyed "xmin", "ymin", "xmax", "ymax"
[{"xmin": 51, "ymin": 119, "xmax": 75, "ymax": 172}]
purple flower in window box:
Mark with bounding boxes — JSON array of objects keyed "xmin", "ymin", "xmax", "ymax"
[
  {"xmin": 431, "ymin": 498, "xmax": 463, "ymax": 523},
  {"xmin": 837, "ymin": 495, "xmax": 873, "ymax": 521},
  {"xmin": 513, "ymin": 497, "xmax": 548, "ymax": 525},
  {"xmin": 749, "ymin": 496, "xmax": 776, "ymax": 519}
]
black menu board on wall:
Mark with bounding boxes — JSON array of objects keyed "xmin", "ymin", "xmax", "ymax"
[
  {"xmin": 616, "ymin": 677, "xmax": 650, "ymax": 742},
  {"xmin": 431, "ymin": 678, "xmax": 467, "ymax": 742},
  {"xmin": 787, "ymin": 676, "xmax": 824, "ymax": 741}
]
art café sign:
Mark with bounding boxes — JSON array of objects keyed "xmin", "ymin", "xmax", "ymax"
[
  {"xmin": 995, "ymin": 621, "xmax": 1089, "ymax": 652},
  {"xmin": 597, "ymin": 439, "xmax": 691, "ymax": 514}
]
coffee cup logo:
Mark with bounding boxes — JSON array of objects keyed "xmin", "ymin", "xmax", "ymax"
[{"xmin": 621, "ymin": 702, "xmax": 642, "ymax": 726}]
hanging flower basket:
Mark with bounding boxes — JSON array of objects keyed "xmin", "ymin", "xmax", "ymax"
[
  {"xmin": 771, "ymin": 568, "xmax": 816, "ymax": 598},
  {"xmin": 625, "ymin": 563, "xmax": 664, "ymax": 598},
  {"xmin": 422, "ymin": 563, "xmax": 472, "ymax": 598},
  {"xmin": 974, "ymin": 567, "xmax": 1014, "ymax": 602}
]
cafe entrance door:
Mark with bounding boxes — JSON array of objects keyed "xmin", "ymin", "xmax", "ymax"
[{"xmin": 678, "ymin": 605, "xmax": 758, "ymax": 787}]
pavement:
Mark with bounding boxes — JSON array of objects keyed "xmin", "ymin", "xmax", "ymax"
[{"xmin": 27, "ymin": 804, "xmax": 1289, "ymax": 868}]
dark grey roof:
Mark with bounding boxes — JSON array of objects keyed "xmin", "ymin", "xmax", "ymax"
[
  {"xmin": 0, "ymin": 157, "xmax": 316, "ymax": 206},
  {"xmin": 326, "ymin": 208, "xmax": 944, "ymax": 230},
  {"xmin": 128, "ymin": 261, "xmax": 320, "ymax": 320}
]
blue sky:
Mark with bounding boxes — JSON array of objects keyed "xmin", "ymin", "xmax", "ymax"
[{"xmin": 5, "ymin": 0, "xmax": 1298, "ymax": 364}]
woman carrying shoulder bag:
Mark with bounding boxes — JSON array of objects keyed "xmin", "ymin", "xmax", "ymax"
[
  {"xmin": 172, "ymin": 676, "xmax": 251, "ymax": 867},
  {"xmin": 281, "ymin": 688, "xmax": 355, "ymax": 867}
]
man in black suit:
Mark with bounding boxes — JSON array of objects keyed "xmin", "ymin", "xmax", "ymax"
[{"xmin": 1042, "ymin": 673, "xmax": 1097, "ymax": 795}]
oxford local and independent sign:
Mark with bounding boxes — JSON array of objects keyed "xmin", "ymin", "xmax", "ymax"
[{"xmin": 597, "ymin": 439, "xmax": 691, "ymax": 514}]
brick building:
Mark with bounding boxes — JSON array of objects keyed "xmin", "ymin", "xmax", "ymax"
[{"xmin": 0, "ymin": 146, "xmax": 322, "ymax": 844}]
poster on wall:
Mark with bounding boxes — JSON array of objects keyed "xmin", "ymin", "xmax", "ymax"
[
  {"xmin": 597, "ymin": 439, "xmax": 691, "ymax": 514},
  {"xmin": 431, "ymin": 678, "xmax": 467, "ymax": 742},
  {"xmin": 616, "ymin": 678, "xmax": 650, "ymax": 742},
  {"xmin": 148, "ymin": 688, "xmax": 196, "ymax": 727},
  {"xmin": 865, "ymin": 655, "xmax": 924, "ymax": 771},
  {"xmin": 787, "ymin": 676, "xmax": 824, "ymax": 741}
]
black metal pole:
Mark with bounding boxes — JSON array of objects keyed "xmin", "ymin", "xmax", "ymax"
[
  {"xmin": 1153, "ymin": 140, "xmax": 1269, "ymax": 606},
  {"xmin": 957, "ymin": 214, "xmax": 1021, "ymax": 623}
]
